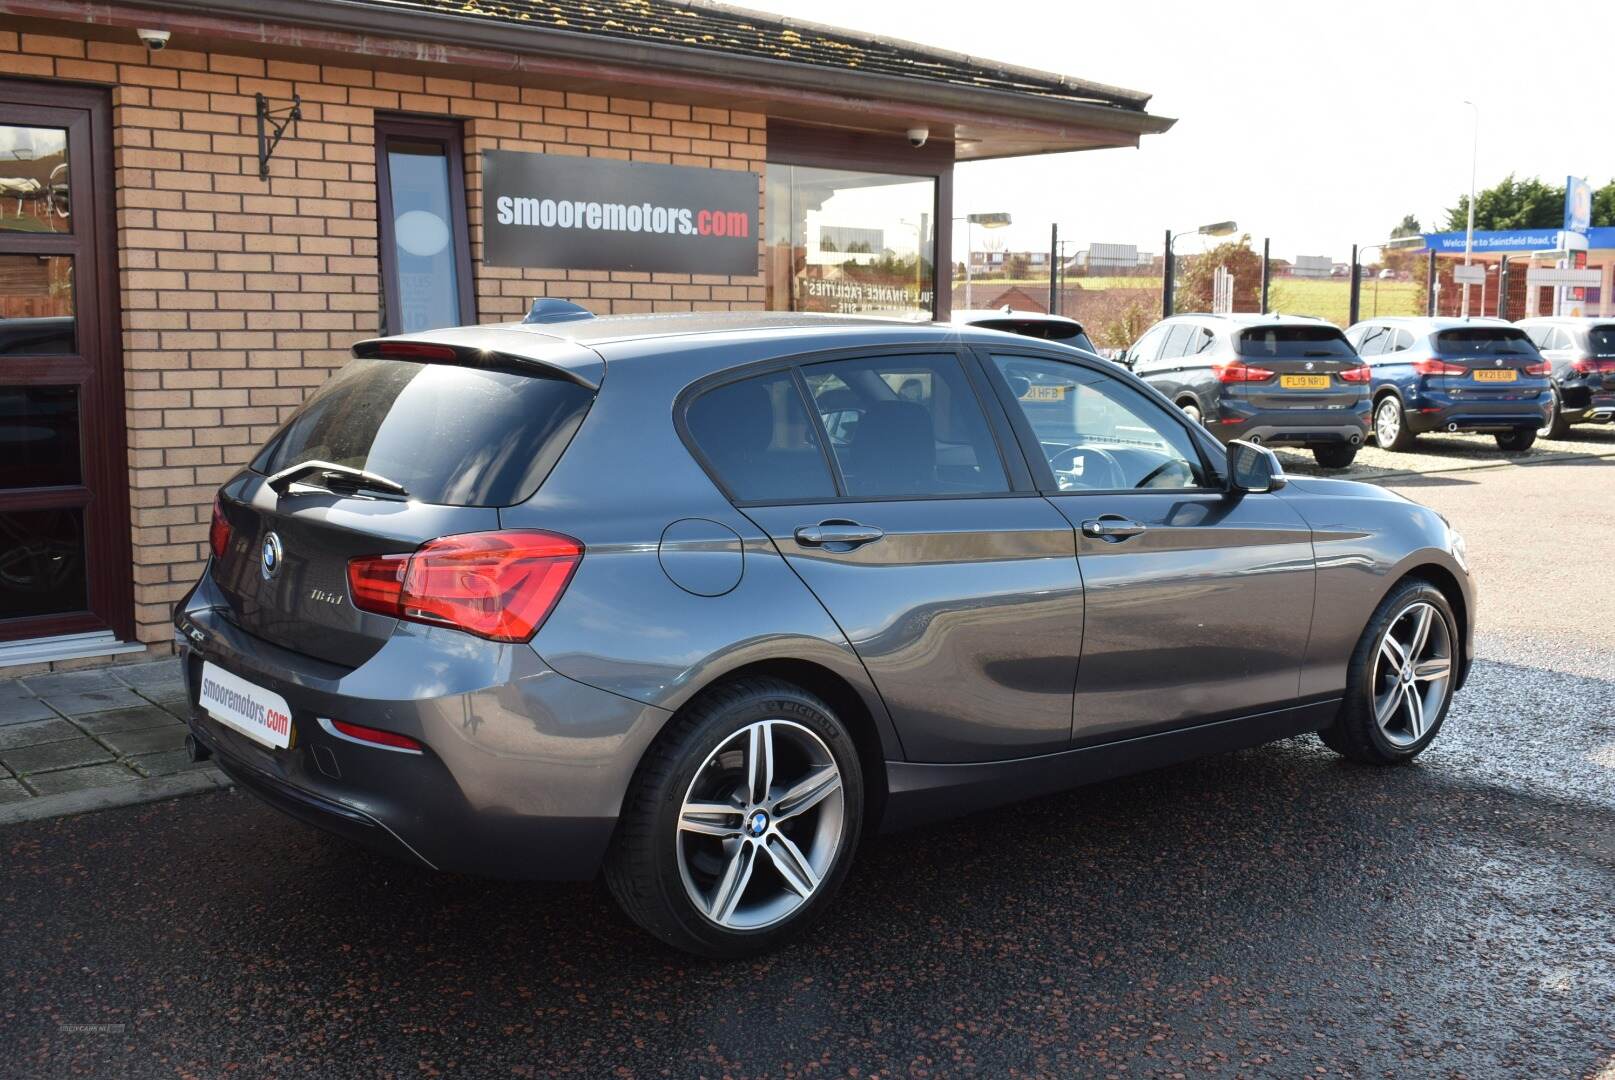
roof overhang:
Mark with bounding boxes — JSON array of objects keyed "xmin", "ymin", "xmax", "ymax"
[{"xmin": 0, "ymin": 0, "xmax": 1174, "ymax": 160}]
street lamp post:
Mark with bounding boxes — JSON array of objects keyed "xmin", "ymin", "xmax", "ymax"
[
  {"xmin": 954, "ymin": 211, "xmax": 1010, "ymax": 309},
  {"xmin": 1462, "ymin": 99, "xmax": 1479, "ymax": 316},
  {"xmin": 1163, "ymin": 220, "xmax": 1237, "ymax": 318}
]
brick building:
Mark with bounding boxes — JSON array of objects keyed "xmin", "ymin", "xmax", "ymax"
[{"xmin": 0, "ymin": 0, "xmax": 1170, "ymax": 672}]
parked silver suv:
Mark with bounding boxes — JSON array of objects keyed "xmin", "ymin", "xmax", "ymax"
[{"xmin": 179, "ymin": 311, "xmax": 1473, "ymax": 957}]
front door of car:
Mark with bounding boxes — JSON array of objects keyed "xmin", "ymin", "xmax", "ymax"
[
  {"xmin": 730, "ymin": 350, "xmax": 1084, "ymax": 764},
  {"xmin": 979, "ymin": 349, "xmax": 1316, "ymax": 746}
]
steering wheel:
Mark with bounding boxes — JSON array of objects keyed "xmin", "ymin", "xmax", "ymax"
[
  {"xmin": 1048, "ymin": 445, "xmax": 1126, "ymax": 490},
  {"xmin": 1135, "ymin": 458, "xmax": 1193, "ymax": 489}
]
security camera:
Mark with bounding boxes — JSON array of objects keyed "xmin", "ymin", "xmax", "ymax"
[
  {"xmin": 906, "ymin": 127, "xmax": 929, "ymax": 148},
  {"xmin": 136, "ymin": 28, "xmax": 171, "ymax": 51}
]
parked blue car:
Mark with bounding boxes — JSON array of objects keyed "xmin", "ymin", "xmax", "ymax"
[{"xmin": 1344, "ymin": 317, "xmax": 1552, "ymax": 451}]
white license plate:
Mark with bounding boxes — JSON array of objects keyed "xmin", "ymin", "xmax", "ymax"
[{"xmin": 199, "ymin": 661, "xmax": 293, "ymax": 749}]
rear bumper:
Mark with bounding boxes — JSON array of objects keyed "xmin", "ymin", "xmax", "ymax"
[
  {"xmin": 1559, "ymin": 385, "xmax": 1615, "ymax": 423},
  {"xmin": 1213, "ymin": 400, "xmax": 1372, "ymax": 446},
  {"xmin": 1405, "ymin": 387, "xmax": 1552, "ymax": 434},
  {"xmin": 175, "ymin": 575, "xmax": 668, "ymax": 880}
]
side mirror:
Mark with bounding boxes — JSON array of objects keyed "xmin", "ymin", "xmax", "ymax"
[{"xmin": 1226, "ymin": 440, "xmax": 1287, "ymax": 494}]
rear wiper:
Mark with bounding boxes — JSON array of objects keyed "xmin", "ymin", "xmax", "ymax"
[{"xmin": 267, "ymin": 460, "xmax": 410, "ymax": 501}]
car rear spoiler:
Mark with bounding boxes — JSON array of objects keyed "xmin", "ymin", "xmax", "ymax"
[{"xmin": 351, "ymin": 327, "xmax": 604, "ymax": 390}]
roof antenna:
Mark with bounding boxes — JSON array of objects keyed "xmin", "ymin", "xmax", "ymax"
[{"xmin": 523, "ymin": 298, "xmax": 595, "ymax": 324}]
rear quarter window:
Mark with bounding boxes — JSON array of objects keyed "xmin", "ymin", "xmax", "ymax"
[
  {"xmin": 684, "ymin": 371, "xmax": 837, "ymax": 503},
  {"xmin": 252, "ymin": 357, "xmax": 593, "ymax": 507}
]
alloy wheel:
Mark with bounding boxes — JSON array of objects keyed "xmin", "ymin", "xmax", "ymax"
[
  {"xmin": 1537, "ymin": 392, "xmax": 1557, "ymax": 439},
  {"xmin": 676, "ymin": 719, "xmax": 846, "ymax": 930},
  {"xmin": 1180, "ymin": 401, "xmax": 1202, "ymax": 425},
  {"xmin": 1375, "ymin": 399, "xmax": 1401, "ymax": 447},
  {"xmin": 1370, "ymin": 601, "xmax": 1453, "ymax": 748}
]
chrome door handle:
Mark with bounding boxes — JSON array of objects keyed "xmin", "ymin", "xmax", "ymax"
[
  {"xmin": 1081, "ymin": 517, "xmax": 1147, "ymax": 541},
  {"xmin": 794, "ymin": 522, "xmax": 885, "ymax": 547}
]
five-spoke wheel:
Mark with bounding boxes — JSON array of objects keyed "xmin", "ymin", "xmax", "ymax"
[
  {"xmin": 606, "ymin": 678, "xmax": 863, "ymax": 957},
  {"xmin": 677, "ymin": 719, "xmax": 845, "ymax": 930},
  {"xmin": 1370, "ymin": 601, "xmax": 1453, "ymax": 748},
  {"xmin": 1319, "ymin": 578, "xmax": 1459, "ymax": 764}
]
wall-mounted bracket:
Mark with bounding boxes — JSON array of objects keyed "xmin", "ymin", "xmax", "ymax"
[{"xmin": 255, "ymin": 92, "xmax": 302, "ymax": 180}]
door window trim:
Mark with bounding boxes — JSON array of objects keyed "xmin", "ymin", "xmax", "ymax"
[
  {"xmin": 971, "ymin": 345, "xmax": 1228, "ymax": 497},
  {"xmin": 673, "ymin": 343, "xmax": 1031, "ymax": 507},
  {"xmin": 375, "ymin": 115, "xmax": 476, "ymax": 337}
]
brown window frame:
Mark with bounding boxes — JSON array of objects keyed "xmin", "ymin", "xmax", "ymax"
[
  {"xmin": 374, "ymin": 115, "xmax": 476, "ymax": 336},
  {"xmin": 766, "ymin": 120, "xmax": 955, "ymax": 320},
  {"xmin": 0, "ymin": 78, "xmax": 132, "ymax": 645}
]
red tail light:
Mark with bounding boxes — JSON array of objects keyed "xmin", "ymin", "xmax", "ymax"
[
  {"xmin": 1339, "ymin": 364, "xmax": 1372, "ymax": 383},
  {"xmin": 1213, "ymin": 360, "xmax": 1276, "ymax": 383},
  {"xmin": 347, "ymin": 530, "xmax": 583, "ymax": 642},
  {"xmin": 209, "ymin": 497, "xmax": 232, "ymax": 560},
  {"xmin": 1523, "ymin": 360, "xmax": 1551, "ymax": 376},
  {"xmin": 1411, "ymin": 358, "xmax": 1467, "ymax": 376},
  {"xmin": 1568, "ymin": 357, "xmax": 1615, "ymax": 374}
]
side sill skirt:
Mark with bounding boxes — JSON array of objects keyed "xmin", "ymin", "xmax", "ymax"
[{"xmin": 879, "ymin": 698, "xmax": 1341, "ymax": 832}]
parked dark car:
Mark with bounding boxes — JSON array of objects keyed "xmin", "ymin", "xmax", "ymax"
[
  {"xmin": 1516, "ymin": 316, "xmax": 1615, "ymax": 438},
  {"xmin": 952, "ymin": 308, "xmax": 1100, "ymax": 353},
  {"xmin": 178, "ymin": 311, "xmax": 1473, "ymax": 957},
  {"xmin": 1122, "ymin": 313, "xmax": 1372, "ymax": 468},
  {"xmin": 1345, "ymin": 317, "xmax": 1552, "ymax": 451}
]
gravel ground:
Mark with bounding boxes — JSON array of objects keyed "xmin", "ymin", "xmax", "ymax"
[
  {"xmin": 1275, "ymin": 421, "xmax": 1615, "ymax": 482},
  {"xmin": 1, "ymin": 464, "xmax": 1612, "ymax": 1079}
]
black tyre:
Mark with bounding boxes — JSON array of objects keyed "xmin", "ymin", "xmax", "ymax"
[
  {"xmin": 1372, "ymin": 395, "xmax": 1415, "ymax": 451},
  {"xmin": 1318, "ymin": 578, "xmax": 1459, "ymax": 765},
  {"xmin": 605, "ymin": 678, "xmax": 863, "ymax": 958},
  {"xmin": 1311, "ymin": 443, "xmax": 1358, "ymax": 469},
  {"xmin": 1538, "ymin": 390, "xmax": 1571, "ymax": 440},
  {"xmin": 1495, "ymin": 427, "xmax": 1537, "ymax": 452}
]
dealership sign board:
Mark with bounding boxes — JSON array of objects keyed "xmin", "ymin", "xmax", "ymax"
[{"xmin": 483, "ymin": 151, "xmax": 758, "ymax": 275}]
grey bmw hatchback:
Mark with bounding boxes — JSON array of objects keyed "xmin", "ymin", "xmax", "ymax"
[{"xmin": 178, "ymin": 310, "xmax": 1474, "ymax": 957}]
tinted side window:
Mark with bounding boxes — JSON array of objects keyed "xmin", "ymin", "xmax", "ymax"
[
  {"xmin": 1356, "ymin": 326, "xmax": 1388, "ymax": 358},
  {"xmin": 993, "ymin": 354, "xmax": 1209, "ymax": 491},
  {"xmin": 685, "ymin": 372, "xmax": 836, "ymax": 503},
  {"xmin": 1523, "ymin": 325, "xmax": 1552, "ymax": 348},
  {"xmin": 1160, "ymin": 323, "xmax": 1193, "ymax": 360},
  {"xmin": 1389, "ymin": 330, "xmax": 1413, "ymax": 352},
  {"xmin": 1545, "ymin": 328, "xmax": 1570, "ymax": 351},
  {"xmin": 802, "ymin": 354, "xmax": 1007, "ymax": 498},
  {"xmin": 1129, "ymin": 324, "xmax": 1169, "ymax": 367}
]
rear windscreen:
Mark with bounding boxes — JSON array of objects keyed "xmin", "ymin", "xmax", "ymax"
[
  {"xmin": 252, "ymin": 358, "xmax": 592, "ymax": 507},
  {"xmin": 1434, "ymin": 328, "xmax": 1536, "ymax": 357},
  {"xmin": 1237, "ymin": 326, "xmax": 1355, "ymax": 358},
  {"xmin": 1589, "ymin": 326, "xmax": 1615, "ymax": 356}
]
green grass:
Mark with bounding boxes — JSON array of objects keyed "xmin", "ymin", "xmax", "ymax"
[{"xmin": 980, "ymin": 276, "xmax": 1424, "ymax": 327}]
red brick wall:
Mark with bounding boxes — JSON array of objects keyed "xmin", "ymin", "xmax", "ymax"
[{"xmin": 0, "ymin": 29, "xmax": 767, "ymax": 661}]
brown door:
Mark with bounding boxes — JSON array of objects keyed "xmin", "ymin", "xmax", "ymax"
[{"xmin": 0, "ymin": 80, "xmax": 132, "ymax": 644}]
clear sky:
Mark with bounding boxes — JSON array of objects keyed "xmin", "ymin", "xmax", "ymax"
[{"xmin": 740, "ymin": 0, "xmax": 1615, "ymax": 263}]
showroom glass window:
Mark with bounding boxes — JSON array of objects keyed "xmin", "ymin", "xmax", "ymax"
[
  {"xmin": 765, "ymin": 163, "xmax": 937, "ymax": 319},
  {"xmin": 376, "ymin": 118, "xmax": 475, "ymax": 335}
]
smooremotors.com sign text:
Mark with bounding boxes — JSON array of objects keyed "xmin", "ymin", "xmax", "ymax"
[{"xmin": 483, "ymin": 151, "xmax": 759, "ymax": 275}]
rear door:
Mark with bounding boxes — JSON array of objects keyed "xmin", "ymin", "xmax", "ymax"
[
  {"xmin": 687, "ymin": 350, "xmax": 1083, "ymax": 764},
  {"xmin": 212, "ymin": 353, "xmax": 592, "ymax": 668},
  {"xmin": 980, "ymin": 348, "xmax": 1315, "ymax": 745},
  {"xmin": 1230, "ymin": 325, "xmax": 1364, "ymax": 411}
]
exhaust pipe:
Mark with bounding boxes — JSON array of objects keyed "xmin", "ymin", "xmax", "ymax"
[
  {"xmin": 1446, "ymin": 422, "xmax": 1459, "ymax": 432},
  {"xmin": 184, "ymin": 732, "xmax": 211, "ymax": 763},
  {"xmin": 1349, "ymin": 433, "xmax": 1362, "ymax": 445},
  {"xmin": 1247, "ymin": 434, "xmax": 1262, "ymax": 445}
]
